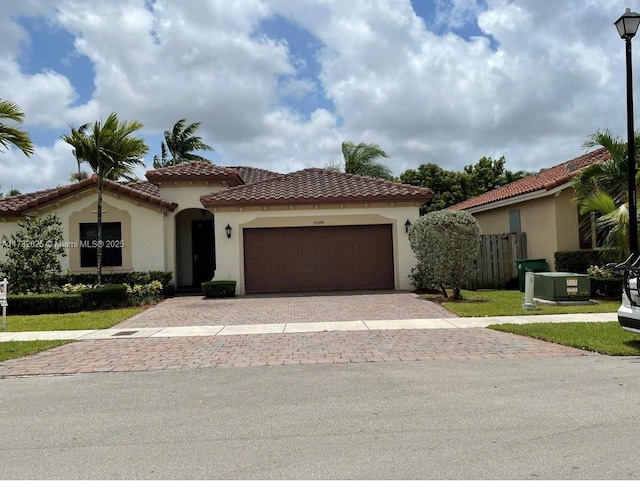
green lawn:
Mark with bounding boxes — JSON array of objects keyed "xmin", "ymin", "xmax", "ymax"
[
  {"xmin": 427, "ymin": 289, "xmax": 620, "ymax": 317},
  {"xmin": 0, "ymin": 340, "xmax": 72, "ymax": 362},
  {"xmin": 0, "ymin": 307, "xmax": 144, "ymax": 362},
  {"xmin": 2, "ymin": 307, "xmax": 144, "ymax": 332},
  {"xmin": 490, "ymin": 322, "xmax": 640, "ymax": 356}
]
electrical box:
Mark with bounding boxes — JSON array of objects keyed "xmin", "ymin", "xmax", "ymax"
[{"xmin": 534, "ymin": 272, "xmax": 591, "ymax": 302}]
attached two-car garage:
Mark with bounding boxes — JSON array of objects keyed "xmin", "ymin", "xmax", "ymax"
[{"xmin": 243, "ymin": 224, "xmax": 394, "ymax": 294}]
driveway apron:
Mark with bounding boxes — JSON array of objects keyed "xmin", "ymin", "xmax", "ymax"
[{"xmin": 0, "ymin": 292, "xmax": 592, "ymax": 377}]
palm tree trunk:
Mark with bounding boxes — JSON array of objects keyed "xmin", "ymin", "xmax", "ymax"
[{"xmin": 97, "ymin": 175, "xmax": 103, "ymax": 285}]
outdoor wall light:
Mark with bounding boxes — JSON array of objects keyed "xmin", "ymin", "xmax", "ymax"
[
  {"xmin": 405, "ymin": 219, "xmax": 411, "ymax": 234},
  {"xmin": 615, "ymin": 7, "xmax": 640, "ymax": 256},
  {"xmin": 225, "ymin": 223, "xmax": 232, "ymax": 239}
]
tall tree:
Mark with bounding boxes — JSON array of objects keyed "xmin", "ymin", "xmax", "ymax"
[
  {"xmin": 400, "ymin": 156, "xmax": 528, "ymax": 213},
  {"xmin": 153, "ymin": 118, "xmax": 214, "ymax": 168},
  {"xmin": 573, "ymin": 129, "xmax": 640, "ymax": 261},
  {"xmin": 61, "ymin": 112, "xmax": 148, "ymax": 283},
  {"xmin": 341, "ymin": 141, "xmax": 394, "ymax": 180},
  {"xmin": 0, "ymin": 99, "xmax": 34, "ymax": 157},
  {"xmin": 400, "ymin": 163, "xmax": 470, "ymax": 213}
]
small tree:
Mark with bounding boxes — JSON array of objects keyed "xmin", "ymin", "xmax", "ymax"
[
  {"xmin": 408, "ymin": 210, "xmax": 480, "ymax": 300},
  {"xmin": 0, "ymin": 215, "xmax": 67, "ymax": 293}
]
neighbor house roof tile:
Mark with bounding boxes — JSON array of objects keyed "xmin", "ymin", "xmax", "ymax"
[
  {"xmin": 449, "ymin": 148, "xmax": 611, "ymax": 211},
  {"xmin": 0, "ymin": 175, "xmax": 177, "ymax": 216},
  {"xmin": 200, "ymin": 168, "xmax": 433, "ymax": 207}
]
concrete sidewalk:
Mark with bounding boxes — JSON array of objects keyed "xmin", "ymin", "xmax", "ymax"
[{"xmin": 0, "ymin": 312, "xmax": 618, "ymax": 342}]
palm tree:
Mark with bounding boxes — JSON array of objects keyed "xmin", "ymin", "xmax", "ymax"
[
  {"xmin": 341, "ymin": 141, "xmax": 394, "ymax": 180},
  {"xmin": 153, "ymin": 118, "xmax": 214, "ymax": 168},
  {"xmin": 61, "ymin": 112, "xmax": 148, "ymax": 283},
  {"xmin": 0, "ymin": 99, "xmax": 34, "ymax": 157},
  {"xmin": 574, "ymin": 129, "xmax": 640, "ymax": 261}
]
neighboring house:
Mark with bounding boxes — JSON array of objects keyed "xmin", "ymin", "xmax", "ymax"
[
  {"xmin": 449, "ymin": 148, "xmax": 611, "ymax": 270},
  {"xmin": 0, "ymin": 162, "xmax": 432, "ymax": 294}
]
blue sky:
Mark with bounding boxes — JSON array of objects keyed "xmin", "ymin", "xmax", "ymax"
[{"xmin": 0, "ymin": 0, "xmax": 635, "ymax": 193}]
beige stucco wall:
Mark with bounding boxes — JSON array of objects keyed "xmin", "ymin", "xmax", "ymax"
[
  {"xmin": 473, "ymin": 194, "xmax": 561, "ymax": 271},
  {"xmin": 157, "ymin": 183, "xmax": 227, "ymax": 211},
  {"xmin": 0, "ymin": 221, "xmax": 23, "ymax": 265},
  {"xmin": 211, "ymin": 204, "xmax": 421, "ymax": 295},
  {"xmin": 554, "ymin": 189, "xmax": 582, "ymax": 252},
  {"xmin": 0, "ymin": 189, "xmax": 167, "ymax": 276}
]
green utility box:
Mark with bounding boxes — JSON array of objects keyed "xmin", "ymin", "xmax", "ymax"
[
  {"xmin": 533, "ymin": 272, "xmax": 591, "ymax": 301},
  {"xmin": 515, "ymin": 258, "xmax": 549, "ymax": 292}
]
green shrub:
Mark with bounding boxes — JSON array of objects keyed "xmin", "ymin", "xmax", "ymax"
[
  {"xmin": 202, "ymin": 281, "xmax": 236, "ymax": 298},
  {"xmin": 555, "ymin": 251, "xmax": 602, "ymax": 274},
  {"xmin": 408, "ymin": 210, "xmax": 481, "ymax": 299},
  {"xmin": 124, "ymin": 281, "xmax": 163, "ymax": 305},
  {"xmin": 78, "ymin": 284, "xmax": 128, "ymax": 310},
  {"xmin": 53, "ymin": 271, "xmax": 173, "ymax": 288},
  {"xmin": 6, "ymin": 293, "xmax": 83, "ymax": 315},
  {"xmin": 590, "ymin": 277, "xmax": 623, "ymax": 298},
  {"xmin": 0, "ymin": 214, "xmax": 67, "ymax": 293}
]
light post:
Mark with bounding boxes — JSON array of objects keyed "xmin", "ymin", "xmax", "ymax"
[{"xmin": 615, "ymin": 8, "xmax": 640, "ymax": 257}]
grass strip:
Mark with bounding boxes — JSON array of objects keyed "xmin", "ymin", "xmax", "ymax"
[
  {"xmin": 427, "ymin": 290, "xmax": 620, "ymax": 317},
  {"xmin": 489, "ymin": 322, "xmax": 640, "ymax": 356},
  {"xmin": 0, "ymin": 340, "xmax": 72, "ymax": 362},
  {"xmin": 3, "ymin": 307, "xmax": 144, "ymax": 332}
]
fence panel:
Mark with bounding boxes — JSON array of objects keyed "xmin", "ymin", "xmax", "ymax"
[{"xmin": 473, "ymin": 233, "xmax": 527, "ymax": 289}]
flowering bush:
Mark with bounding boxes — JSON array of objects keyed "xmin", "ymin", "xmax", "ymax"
[
  {"xmin": 62, "ymin": 280, "xmax": 163, "ymax": 306},
  {"xmin": 61, "ymin": 283, "xmax": 97, "ymax": 293},
  {"xmin": 124, "ymin": 280, "xmax": 163, "ymax": 305},
  {"xmin": 586, "ymin": 265, "xmax": 615, "ymax": 279}
]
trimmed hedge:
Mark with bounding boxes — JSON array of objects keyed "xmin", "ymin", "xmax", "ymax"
[
  {"xmin": 53, "ymin": 271, "xmax": 173, "ymax": 288},
  {"xmin": 202, "ymin": 281, "xmax": 236, "ymax": 298},
  {"xmin": 78, "ymin": 284, "xmax": 128, "ymax": 310},
  {"xmin": 554, "ymin": 251, "xmax": 603, "ymax": 274},
  {"xmin": 6, "ymin": 293, "xmax": 84, "ymax": 315},
  {"xmin": 591, "ymin": 277, "xmax": 624, "ymax": 298}
]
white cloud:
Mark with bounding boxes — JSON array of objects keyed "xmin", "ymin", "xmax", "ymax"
[{"xmin": 0, "ymin": 0, "xmax": 636, "ymax": 194}]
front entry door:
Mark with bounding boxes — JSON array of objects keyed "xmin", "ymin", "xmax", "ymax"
[{"xmin": 191, "ymin": 219, "xmax": 214, "ymax": 287}]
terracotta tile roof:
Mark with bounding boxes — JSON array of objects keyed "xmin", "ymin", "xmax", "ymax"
[
  {"xmin": 127, "ymin": 181, "xmax": 160, "ymax": 196},
  {"xmin": 0, "ymin": 175, "xmax": 178, "ymax": 216},
  {"xmin": 200, "ymin": 168, "xmax": 433, "ymax": 207},
  {"xmin": 231, "ymin": 166, "xmax": 283, "ymax": 184},
  {"xmin": 450, "ymin": 148, "xmax": 611, "ymax": 211},
  {"xmin": 145, "ymin": 161, "xmax": 243, "ymax": 185}
]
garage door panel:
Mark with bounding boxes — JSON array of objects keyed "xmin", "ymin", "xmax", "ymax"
[{"xmin": 244, "ymin": 225, "xmax": 394, "ymax": 294}]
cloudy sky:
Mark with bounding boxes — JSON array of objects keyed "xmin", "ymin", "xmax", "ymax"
[{"xmin": 0, "ymin": 0, "xmax": 636, "ymax": 193}]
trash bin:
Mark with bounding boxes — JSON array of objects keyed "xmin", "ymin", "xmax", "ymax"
[{"xmin": 515, "ymin": 258, "xmax": 549, "ymax": 292}]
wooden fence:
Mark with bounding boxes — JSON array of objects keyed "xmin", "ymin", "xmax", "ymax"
[{"xmin": 471, "ymin": 233, "xmax": 527, "ymax": 289}]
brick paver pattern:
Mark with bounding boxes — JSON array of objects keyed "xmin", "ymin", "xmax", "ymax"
[
  {"xmin": 0, "ymin": 328, "xmax": 592, "ymax": 377},
  {"xmin": 115, "ymin": 292, "xmax": 458, "ymax": 328}
]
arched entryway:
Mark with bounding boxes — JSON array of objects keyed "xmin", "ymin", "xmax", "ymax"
[{"xmin": 175, "ymin": 208, "xmax": 215, "ymax": 288}]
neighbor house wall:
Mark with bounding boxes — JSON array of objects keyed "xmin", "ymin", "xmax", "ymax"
[
  {"xmin": 473, "ymin": 195, "xmax": 560, "ymax": 271},
  {"xmin": 211, "ymin": 204, "xmax": 421, "ymax": 295}
]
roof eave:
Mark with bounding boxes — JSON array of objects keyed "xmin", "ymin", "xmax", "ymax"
[
  {"xmin": 201, "ymin": 194, "xmax": 432, "ymax": 208},
  {"xmin": 457, "ymin": 181, "xmax": 575, "ymax": 214}
]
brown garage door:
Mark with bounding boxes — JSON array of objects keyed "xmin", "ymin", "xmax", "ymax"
[{"xmin": 244, "ymin": 225, "xmax": 394, "ymax": 294}]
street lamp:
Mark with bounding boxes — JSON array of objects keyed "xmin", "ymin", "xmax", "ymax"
[{"xmin": 615, "ymin": 8, "xmax": 640, "ymax": 257}]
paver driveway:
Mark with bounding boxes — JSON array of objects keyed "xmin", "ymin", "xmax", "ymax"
[
  {"xmin": 0, "ymin": 291, "xmax": 595, "ymax": 378},
  {"xmin": 116, "ymin": 291, "xmax": 457, "ymax": 328}
]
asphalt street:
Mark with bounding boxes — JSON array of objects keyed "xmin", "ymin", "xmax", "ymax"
[{"xmin": 0, "ymin": 355, "xmax": 639, "ymax": 479}]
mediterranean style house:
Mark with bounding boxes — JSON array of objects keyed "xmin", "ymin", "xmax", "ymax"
[
  {"xmin": 450, "ymin": 148, "xmax": 611, "ymax": 270},
  {"xmin": 0, "ymin": 163, "xmax": 433, "ymax": 294}
]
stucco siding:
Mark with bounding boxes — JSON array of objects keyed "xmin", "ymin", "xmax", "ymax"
[
  {"xmin": 472, "ymin": 196, "xmax": 559, "ymax": 271},
  {"xmin": 212, "ymin": 205, "xmax": 420, "ymax": 295}
]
